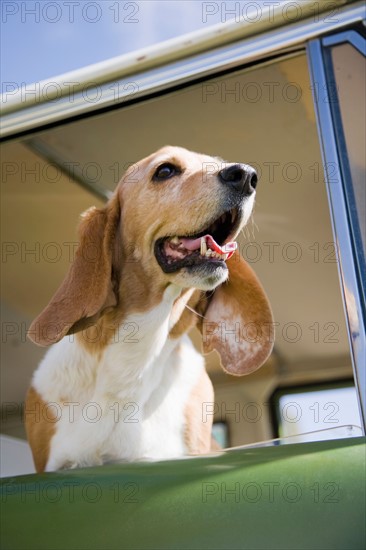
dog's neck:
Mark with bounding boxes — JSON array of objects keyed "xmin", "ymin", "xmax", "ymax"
[
  {"xmin": 76, "ymin": 275, "xmax": 203, "ymax": 357},
  {"xmin": 74, "ymin": 285, "xmax": 202, "ymax": 406},
  {"xmin": 95, "ymin": 285, "xmax": 182, "ymax": 400}
]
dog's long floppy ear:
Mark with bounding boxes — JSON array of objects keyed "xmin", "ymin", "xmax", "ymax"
[
  {"xmin": 200, "ymin": 250, "xmax": 274, "ymax": 376},
  {"xmin": 28, "ymin": 196, "xmax": 121, "ymax": 346}
]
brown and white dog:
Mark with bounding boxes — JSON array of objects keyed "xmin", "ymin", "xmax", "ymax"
[{"xmin": 25, "ymin": 146, "xmax": 274, "ymax": 472}]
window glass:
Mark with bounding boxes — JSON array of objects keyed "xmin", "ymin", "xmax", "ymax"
[
  {"xmin": 331, "ymin": 43, "xmax": 366, "ymax": 259},
  {"xmin": 276, "ymin": 385, "xmax": 362, "ymax": 441},
  {"xmin": 212, "ymin": 422, "xmax": 230, "ymax": 448}
]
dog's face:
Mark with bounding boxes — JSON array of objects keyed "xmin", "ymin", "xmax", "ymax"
[{"xmin": 118, "ymin": 146, "xmax": 257, "ymax": 290}]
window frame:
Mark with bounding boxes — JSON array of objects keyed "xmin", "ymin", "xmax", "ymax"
[
  {"xmin": 307, "ymin": 30, "xmax": 366, "ymax": 432},
  {"xmin": 322, "ymin": 31, "xmax": 366, "ymax": 298},
  {"xmin": 1, "ymin": 3, "xmax": 364, "ymax": 139}
]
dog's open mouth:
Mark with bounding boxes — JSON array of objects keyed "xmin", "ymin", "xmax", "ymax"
[{"xmin": 155, "ymin": 208, "xmax": 240, "ymax": 273}]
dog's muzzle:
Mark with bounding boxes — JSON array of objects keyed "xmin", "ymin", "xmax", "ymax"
[{"xmin": 154, "ymin": 162, "xmax": 258, "ymax": 275}]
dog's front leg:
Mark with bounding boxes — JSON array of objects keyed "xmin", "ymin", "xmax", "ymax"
[{"xmin": 45, "ymin": 396, "xmax": 138, "ymax": 471}]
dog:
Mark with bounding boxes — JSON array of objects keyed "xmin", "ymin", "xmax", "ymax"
[{"xmin": 25, "ymin": 146, "xmax": 274, "ymax": 472}]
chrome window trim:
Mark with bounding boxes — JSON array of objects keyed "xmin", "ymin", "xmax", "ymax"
[
  {"xmin": 307, "ymin": 37, "xmax": 366, "ymax": 432},
  {"xmin": 322, "ymin": 30, "xmax": 366, "ymax": 298},
  {"xmin": 323, "ymin": 29, "xmax": 366, "ymax": 53},
  {"xmin": 1, "ymin": 2, "xmax": 364, "ymax": 139}
]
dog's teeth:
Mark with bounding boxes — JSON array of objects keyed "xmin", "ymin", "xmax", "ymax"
[
  {"xmin": 205, "ymin": 249, "xmax": 212, "ymax": 257},
  {"xmin": 231, "ymin": 210, "xmax": 236, "ymax": 223},
  {"xmin": 200, "ymin": 237, "xmax": 207, "ymax": 256},
  {"xmin": 170, "ymin": 236, "xmax": 180, "ymax": 244}
]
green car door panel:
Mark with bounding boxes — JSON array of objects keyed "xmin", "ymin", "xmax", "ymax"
[{"xmin": 1, "ymin": 437, "xmax": 365, "ymax": 550}]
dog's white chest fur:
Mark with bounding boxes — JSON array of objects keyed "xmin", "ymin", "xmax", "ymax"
[{"xmin": 32, "ymin": 286, "xmax": 205, "ymax": 470}]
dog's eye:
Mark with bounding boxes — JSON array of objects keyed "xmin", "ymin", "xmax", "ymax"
[{"xmin": 153, "ymin": 163, "xmax": 180, "ymax": 181}]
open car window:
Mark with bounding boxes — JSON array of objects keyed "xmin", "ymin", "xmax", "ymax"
[{"xmin": 2, "ymin": 48, "xmax": 363, "ymax": 456}]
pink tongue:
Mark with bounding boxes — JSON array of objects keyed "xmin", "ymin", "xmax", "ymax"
[
  {"xmin": 180, "ymin": 237, "xmax": 202, "ymax": 251},
  {"xmin": 180, "ymin": 235, "xmax": 237, "ymax": 259}
]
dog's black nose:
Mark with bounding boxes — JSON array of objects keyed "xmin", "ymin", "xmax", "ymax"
[{"xmin": 218, "ymin": 164, "xmax": 258, "ymax": 195}]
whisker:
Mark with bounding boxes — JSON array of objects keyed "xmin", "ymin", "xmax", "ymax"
[{"xmin": 184, "ymin": 304, "xmax": 205, "ymax": 319}]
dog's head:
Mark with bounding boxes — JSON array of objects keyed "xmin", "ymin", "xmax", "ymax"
[
  {"xmin": 28, "ymin": 146, "xmax": 274, "ymax": 375},
  {"xmin": 119, "ymin": 146, "xmax": 257, "ymax": 291}
]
